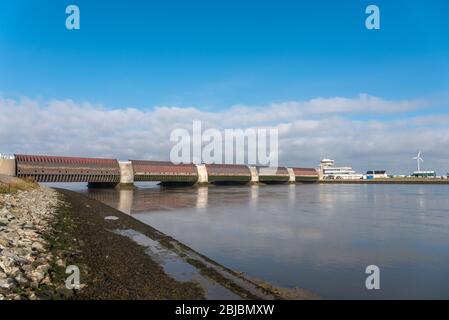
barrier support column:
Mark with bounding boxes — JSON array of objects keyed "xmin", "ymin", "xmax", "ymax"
[
  {"xmin": 248, "ymin": 166, "xmax": 259, "ymax": 184},
  {"xmin": 196, "ymin": 164, "xmax": 209, "ymax": 185},
  {"xmin": 287, "ymin": 168, "xmax": 296, "ymax": 184},
  {"xmin": 118, "ymin": 161, "xmax": 135, "ymax": 188}
]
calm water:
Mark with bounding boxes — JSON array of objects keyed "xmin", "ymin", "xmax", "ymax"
[{"xmin": 65, "ymin": 183, "xmax": 449, "ymax": 299}]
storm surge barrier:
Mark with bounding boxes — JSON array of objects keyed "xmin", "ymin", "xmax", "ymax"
[{"xmin": 0, "ymin": 154, "xmax": 319, "ymax": 187}]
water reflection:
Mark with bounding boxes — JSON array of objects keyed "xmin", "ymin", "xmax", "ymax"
[
  {"xmin": 196, "ymin": 187, "xmax": 209, "ymax": 209},
  {"xmin": 80, "ymin": 184, "xmax": 449, "ymax": 299},
  {"xmin": 249, "ymin": 185, "xmax": 259, "ymax": 208},
  {"xmin": 118, "ymin": 188, "xmax": 134, "ymax": 214},
  {"xmin": 288, "ymin": 184, "xmax": 296, "ymax": 205}
]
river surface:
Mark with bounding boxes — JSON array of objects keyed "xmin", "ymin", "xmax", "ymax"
[{"xmin": 56, "ymin": 183, "xmax": 449, "ymax": 299}]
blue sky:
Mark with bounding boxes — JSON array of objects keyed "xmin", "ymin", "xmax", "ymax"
[
  {"xmin": 0, "ymin": 1, "xmax": 449, "ymax": 173},
  {"xmin": 1, "ymin": 0, "xmax": 448, "ymax": 109}
]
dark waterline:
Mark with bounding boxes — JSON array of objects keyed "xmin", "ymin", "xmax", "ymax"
[{"xmin": 49, "ymin": 182, "xmax": 449, "ymax": 299}]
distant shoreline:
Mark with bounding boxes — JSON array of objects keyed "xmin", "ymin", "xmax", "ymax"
[{"xmin": 319, "ymin": 178, "xmax": 449, "ymax": 184}]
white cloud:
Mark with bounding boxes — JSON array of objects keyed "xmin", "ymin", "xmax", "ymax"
[{"xmin": 0, "ymin": 94, "xmax": 448, "ymax": 174}]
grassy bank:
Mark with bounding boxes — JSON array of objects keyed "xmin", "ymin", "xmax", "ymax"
[{"xmin": 0, "ymin": 176, "xmax": 37, "ymax": 194}]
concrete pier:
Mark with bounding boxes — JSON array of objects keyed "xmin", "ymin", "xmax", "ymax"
[
  {"xmin": 118, "ymin": 161, "xmax": 134, "ymax": 187},
  {"xmin": 248, "ymin": 166, "xmax": 259, "ymax": 184},
  {"xmin": 196, "ymin": 164, "xmax": 208, "ymax": 184},
  {"xmin": 287, "ymin": 168, "xmax": 296, "ymax": 183}
]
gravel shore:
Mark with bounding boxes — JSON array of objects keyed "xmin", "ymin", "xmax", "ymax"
[{"xmin": 0, "ymin": 186, "xmax": 61, "ymax": 300}]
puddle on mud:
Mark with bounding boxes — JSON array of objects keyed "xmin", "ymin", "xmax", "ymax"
[
  {"xmin": 104, "ymin": 216, "xmax": 119, "ymax": 221},
  {"xmin": 114, "ymin": 229, "xmax": 241, "ymax": 300}
]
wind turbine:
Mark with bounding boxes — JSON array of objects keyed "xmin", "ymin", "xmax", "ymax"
[{"xmin": 413, "ymin": 151, "xmax": 424, "ymax": 172}]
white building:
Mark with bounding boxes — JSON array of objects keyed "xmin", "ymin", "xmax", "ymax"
[
  {"xmin": 319, "ymin": 159, "xmax": 363, "ymax": 180},
  {"xmin": 365, "ymin": 170, "xmax": 388, "ymax": 179}
]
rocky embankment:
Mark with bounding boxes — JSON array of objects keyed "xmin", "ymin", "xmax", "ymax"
[{"xmin": 0, "ymin": 184, "xmax": 61, "ymax": 300}]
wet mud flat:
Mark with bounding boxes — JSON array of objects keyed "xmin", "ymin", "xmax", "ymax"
[{"xmin": 54, "ymin": 189, "xmax": 317, "ymax": 300}]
